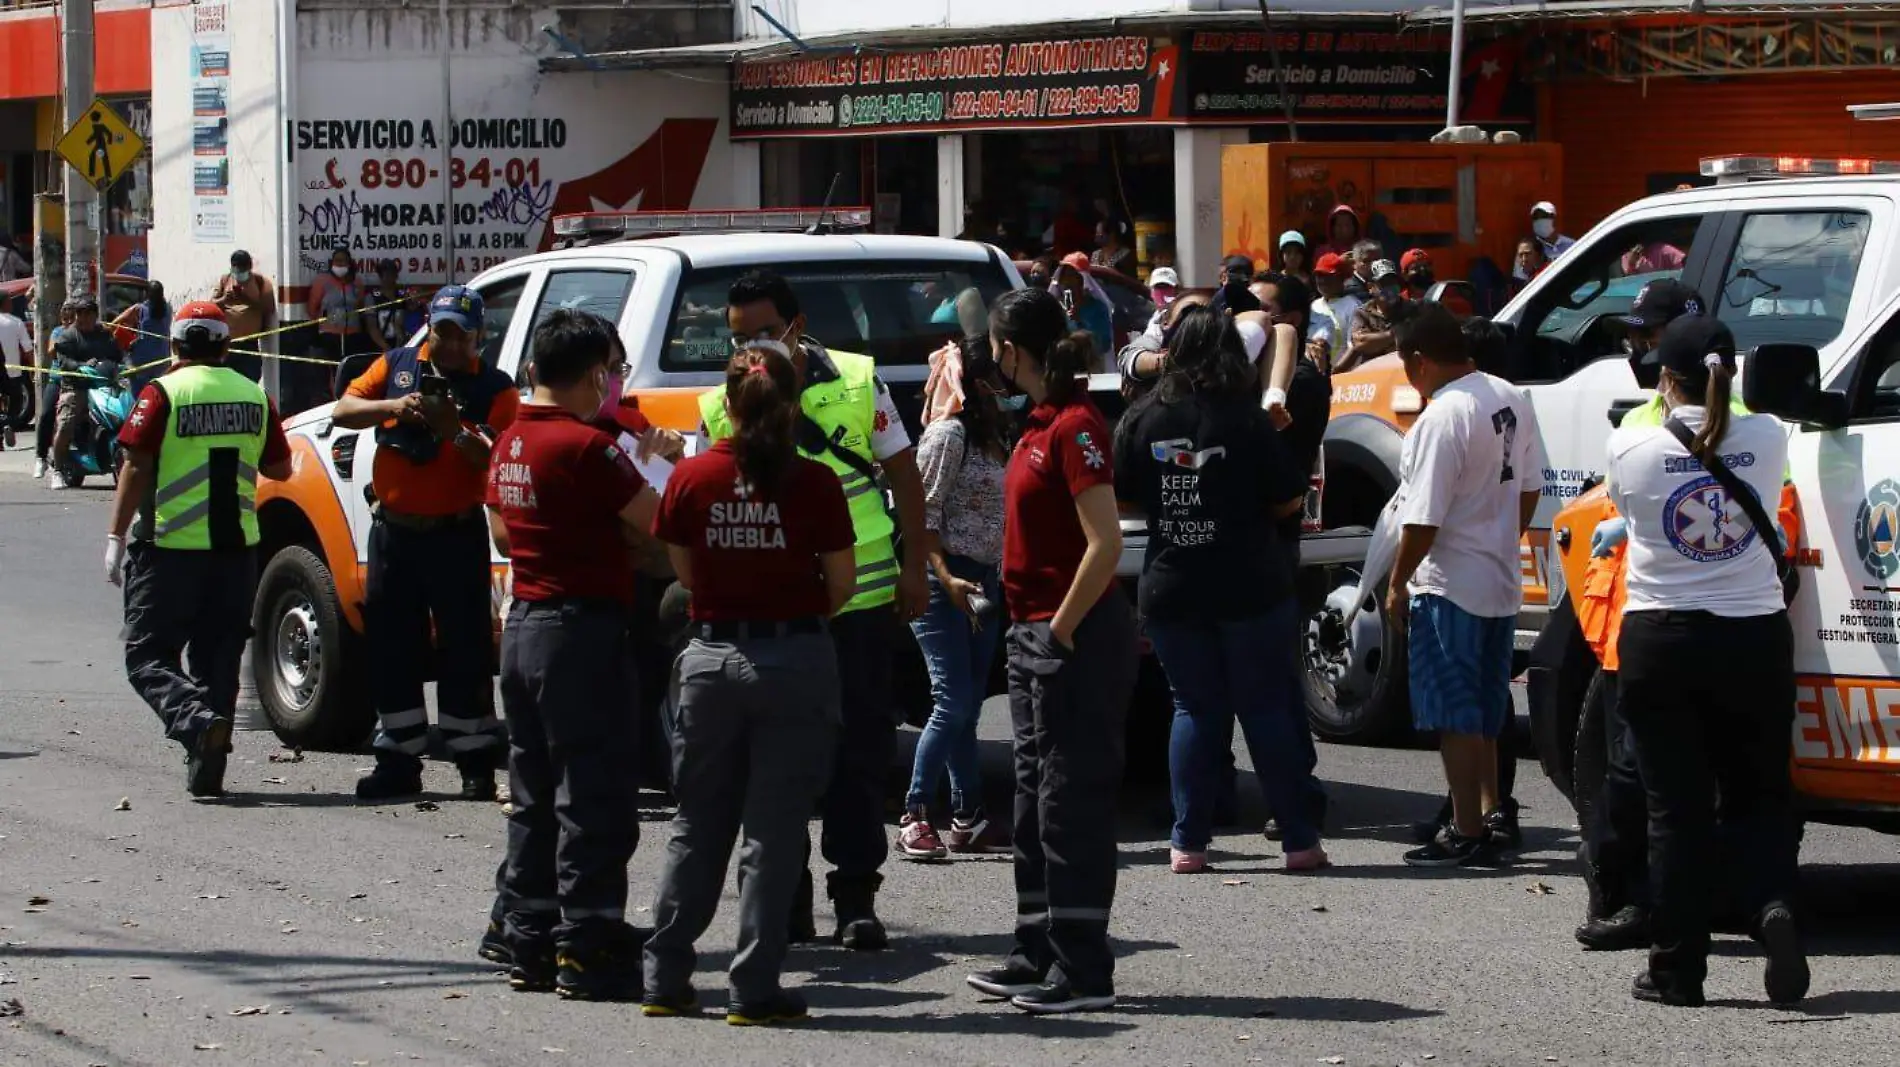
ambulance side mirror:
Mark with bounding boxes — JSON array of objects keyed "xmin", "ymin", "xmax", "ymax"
[{"xmin": 1745, "ymin": 342, "xmax": 1848, "ymax": 429}]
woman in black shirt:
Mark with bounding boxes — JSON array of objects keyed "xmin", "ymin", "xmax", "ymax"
[{"xmin": 1113, "ymin": 305, "xmax": 1328, "ymax": 873}]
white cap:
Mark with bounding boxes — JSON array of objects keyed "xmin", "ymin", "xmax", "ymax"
[
  {"xmin": 1148, "ymin": 267, "xmax": 1180, "ymax": 288},
  {"xmin": 1235, "ymin": 318, "xmax": 1268, "ymax": 363},
  {"xmin": 1530, "ymin": 200, "xmax": 1557, "ymax": 217}
]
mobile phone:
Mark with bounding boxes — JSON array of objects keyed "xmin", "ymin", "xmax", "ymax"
[{"xmin": 418, "ymin": 375, "xmax": 451, "ymax": 399}]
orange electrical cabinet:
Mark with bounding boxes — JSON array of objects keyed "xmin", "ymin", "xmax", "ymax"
[{"xmin": 1221, "ymin": 141, "xmax": 1563, "ymax": 284}]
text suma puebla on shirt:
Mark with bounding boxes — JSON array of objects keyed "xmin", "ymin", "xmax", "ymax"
[
  {"xmin": 492, "ymin": 461, "xmax": 538, "ymax": 509},
  {"xmin": 708, "ymin": 499, "xmax": 788, "ymax": 549}
]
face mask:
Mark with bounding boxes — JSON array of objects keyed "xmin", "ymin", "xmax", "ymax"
[
  {"xmin": 1151, "ymin": 287, "xmax": 1176, "ymax": 308},
  {"xmin": 996, "ymin": 394, "xmax": 1029, "ymax": 413},
  {"xmin": 597, "ymin": 371, "xmax": 624, "ymax": 418},
  {"xmin": 1532, "ymin": 218, "xmax": 1556, "ymax": 240},
  {"xmin": 1512, "ymin": 264, "xmax": 1530, "ymax": 281},
  {"xmin": 331, "ymin": 265, "xmax": 350, "ymax": 278},
  {"xmin": 231, "ymin": 270, "xmax": 251, "ymax": 283}
]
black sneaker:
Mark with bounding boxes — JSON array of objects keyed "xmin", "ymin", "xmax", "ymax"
[
  {"xmin": 1263, "ymin": 818, "xmax": 1284, "ymax": 842},
  {"xmin": 354, "ymin": 756, "xmax": 423, "ymax": 801},
  {"xmin": 1631, "ymin": 972, "xmax": 1704, "ymax": 1007},
  {"xmin": 1484, "ymin": 806, "xmax": 1523, "ymax": 851},
  {"xmin": 456, "ymin": 766, "xmax": 498, "ymax": 802},
  {"xmin": 185, "ymin": 718, "xmax": 233, "ymax": 798},
  {"xmin": 555, "ymin": 924, "xmax": 646, "ymax": 1002},
  {"xmin": 1575, "ymin": 905, "xmax": 1649, "ymax": 951},
  {"xmin": 641, "ymin": 987, "xmax": 700, "ymax": 1018},
  {"xmin": 1010, "ymin": 981, "xmax": 1116, "ymax": 1015},
  {"xmin": 966, "ymin": 964, "xmax": 1045, "ymax": 999},
  {"xmin": 1402, "ymin": 827, "xmax": 1489, "ymax": 868},
  {"xmin": 832, "ymin": 893, "xmax": 888, "ymax": 951},
  {"xmin": 727, "ymin": 990, "xmax": 808, "ymax": 1027},
  {"xmin": 478, "ymin": 921, "xmax": 513, "ymax": 966},
  {"xmin": 1759, "ymin": 904, "xmax": 1810, "ymax": 1005},
  {"xmin": 508, "ymin": 939, "xmax": 556, "ymax": 993}
]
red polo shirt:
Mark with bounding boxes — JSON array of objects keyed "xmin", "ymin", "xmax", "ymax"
[
  {"xmin": 1002, "ymin": 397, "xmax": 1116, "ymax": 622},
  {"xmin": 653, "ymin": 441, "xmax": 854, "ymax": 623},
  {"xmin": 487, "ymin": 404, "xmax": 647, "ymax": 606}
]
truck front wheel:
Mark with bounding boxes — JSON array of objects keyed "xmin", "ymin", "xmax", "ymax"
[
  {"xmin": 1301, "ymin": 564, "xmax": 1410, "ymax": 744},
  {"xmin": 251, "ymin": 546, "xmax": 374, "ymax": 751}
]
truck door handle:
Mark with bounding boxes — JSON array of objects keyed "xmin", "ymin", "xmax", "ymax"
[{"xmin": 1607, "ymin": 399, "xmax": 1645, "ymax": 427}]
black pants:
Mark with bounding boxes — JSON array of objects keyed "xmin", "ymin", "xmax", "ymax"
[
  {"xmin": 496, "ymin": 599, "xmax": 640, "ymax": 944},
  {"xmin": 816, "ymin": 605, "xmax": 898, "ymax": 896},
  {"xmin": 1005, "ymin": 595, "xmax": 1138, "ymax": 995},
  {"xmin": 1618, "ymin": 609, "xmax": 1798, "ymax": 993},
  {"xmin": 364, "ymin": 513, "xmax": 503, "ymax": 765},
  {"xmin": 34, "ymin": 378, "xmax": 58, "ymax": 459},
  {"xmin": 121, "ymin": 543, "xmax": 256, "ymax": 750},
  {"xmin": 1589, "ymin": 673, "xmax": 1649, "ymax": 914}
]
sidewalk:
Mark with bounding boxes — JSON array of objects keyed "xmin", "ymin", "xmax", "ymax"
[{"xmin": 0, "ymin": 438, "xmax": 37, "ymax": 477}]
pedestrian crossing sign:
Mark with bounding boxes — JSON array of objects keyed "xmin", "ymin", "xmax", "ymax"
[{"xmin": 56, "ymin": 98, "xmax": 145, "ymax": 191}]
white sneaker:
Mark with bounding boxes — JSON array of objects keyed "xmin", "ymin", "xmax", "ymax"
[
  {"xmin": 47, "ymin": 471, "xmax": 67, "ymax": 490},
  {"xmin": 31, "ymin": 457, "xmax": 45, "ymax": 479}
]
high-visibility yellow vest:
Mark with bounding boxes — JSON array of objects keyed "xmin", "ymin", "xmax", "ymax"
[
  {"xmin": 699, "ymin": 349, "xmax": 899, "ymax": 614},
  {"xmin": 145, "ymin": 364, "xmax": 269, "ymax": 550}
]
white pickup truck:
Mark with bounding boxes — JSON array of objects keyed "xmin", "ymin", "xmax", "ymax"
[{"xmin": 245, "ymin": 212, "xmax": 1367, "ymax": 772}]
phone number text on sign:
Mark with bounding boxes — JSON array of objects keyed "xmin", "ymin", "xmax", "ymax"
[
  {"xmin": 944, "ymin": 83, "xmax": 1146, "ymax": 122},
  {"xmin": 342, "ymin": 157, "xmax": 545, "ymax": 191}
]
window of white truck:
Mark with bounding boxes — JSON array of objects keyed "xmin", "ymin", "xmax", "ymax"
[{"xmin": 1714, "ymin": 210, "xmax": 1871, "ymax": 353}]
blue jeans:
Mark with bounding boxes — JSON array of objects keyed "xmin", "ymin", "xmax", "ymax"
[
  {"xmin": 1147, "ymin": 600, "xmax": 1320, "ymax": 852},
  {"xmin": 905, "ymin": 555, "xmax": 1003, "ymax": 816}
]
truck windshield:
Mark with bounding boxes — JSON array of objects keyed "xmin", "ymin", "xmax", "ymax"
[{"xmin": 662, "ymin": 258, "xmax": 1015, "ymax": 372}]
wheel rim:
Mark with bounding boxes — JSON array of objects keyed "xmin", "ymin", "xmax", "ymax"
[
  {"xmin": 1303, "ymin": 567, "xmax": 1386, "ymax": 723},
  {"xmin": 272, "ymin": 595, "xmax": 323, "ymax": 711}
]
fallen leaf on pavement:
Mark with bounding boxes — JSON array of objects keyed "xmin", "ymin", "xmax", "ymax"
[
  {"xmin": 1237, "ymin": 1034, "xmax": 1252, "ymax": 1040},
  {"xmin": 197, "ymin": 894, "xmax": 225, "ymax": 900},
  {"xmin": 114, "ymin": 798, "xmax": 131, "ymax": 812},
  {"xmin": 1320, "ymin": 1059, "xmax": 1345, "ymax": 1065},
  {"xmin": 261, "ymin": 777, "xmax": 287, "ymax": 785},
  {"xmin": 0, "ymin": 998, "xmax": 22, "ymax": 1017},
  {"xmin": 279, "ymin": 927, "xmax": 298, "ymax": 934},
  {"xmin": 22, "ymin": 908, "xmax": 43, "ymax": 914},
  {"xmin": 444, "ymin": 833, "xmax": 465, "ymax": 840},
  {"xmin": 414, "ymin": 801, "xmax": 440, "ymax": 812},
  {"xmin": 127, "ymin": 975, "xmax": 151, "ymax": 980},
  {"xmin": 82, "ymin": 878, "xmax": 101, "ymax": 884},
  {"xmin": 1310, "ymin": 904, "xmax": 1328, "ymax": 913},
  {"xmin": 1526, "ymin": 881, "xmax": 1555, "ymax": 896},
  {"xmin": 229, "ymin": 1005, "xmax": 268, "ymax": 1016},
  {"xmin": 121, "ymin": 921, "xmax": 139, "ymax": 928},
  {"xmin": 26, "ymin": 897, "xmax": 49, "ymax": 906},
  {"xmin": 348, "ymin": 892, "xmax": 367, "ymax": 900},
  {"xmin": 1221, "ymin": 879, "xmax": 1250, "ymax": 886},
  {"xmin": 193, "ymin": 1043, "xmax": 222, "ymax": 1051},
  {"xmin": 542, "ymin": 1050, "xmax": 566, "ymax": 1055},
  {"xmin": 267, "ymin": 750, "xmax": 305, "ymax": 763},
  {"xmin": 443, "ymin": 991, "xmax": 467, "ymax": 1000}
]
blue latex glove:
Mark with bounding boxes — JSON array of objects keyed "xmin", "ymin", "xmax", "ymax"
[{"xmin": 1591, "ymin": 516, "xmax": 1628, "ymax": 558}]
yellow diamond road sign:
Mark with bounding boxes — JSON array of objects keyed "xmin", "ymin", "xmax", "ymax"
[{"xmin": 56, "ymin": 98, "xmax": 145, "ymax": 191}]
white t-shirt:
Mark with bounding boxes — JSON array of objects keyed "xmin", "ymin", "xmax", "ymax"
[
  {"xmin": 1396, "ymin": 371, "xmax": 1547, "ymax": 618},
  {"xmin": 0, "ymin": 313, "xmax": 29, "ymax": 366},
  {"xmin": 1311, "ymin": 294, "xmax": 1362, "ymax": 350},
  {"xmin": 1607, "ymin": 405, "xmax": 1787, "ymax": 618}
]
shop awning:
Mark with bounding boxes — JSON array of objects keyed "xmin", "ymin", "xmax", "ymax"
[
  {"xmin": 540, "ymin": 6, "xmax": 1449, "ymax": 73},
  {"xmin": 1406, "ymin": 0, "xmax": 1900, "ymax": 25}
]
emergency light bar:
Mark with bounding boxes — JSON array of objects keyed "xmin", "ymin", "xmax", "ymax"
[
  {"xmin": 1849, "ymin": 103, "xmax": 1900, "ymax": 122},
  {"xmin": 551, "ymin": 206, "xmax": 874, "ymax": 241},
  {"xmin": 1699, "ymin": 155, "xmax": 1900, "ymax": 183}
]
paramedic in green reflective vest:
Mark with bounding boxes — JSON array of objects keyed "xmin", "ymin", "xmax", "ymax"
[
  {"xmin": 693, "ymin": 270, "xmax": 930, "ymax": 952},
  {"xmin": 106, "ymin": 302, "xmax": 292, "ymax": 799}
]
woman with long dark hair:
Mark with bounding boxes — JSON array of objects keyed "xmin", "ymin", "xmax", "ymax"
[
  {"xmin": 111, "ymin": 279, "xmax": 171, "ymax": 393},
  {"xmin": 1113, "ymin": 304, "xmax": 1327, "ymax": 873},
  {"xmin": 964, "ymin": 287, "xmax": 1134, "ymax": 1016},
  {"xmin": 643, "ymin": 344, "xmax": 857, "ymax": 1027},
  {"xmin": 898, "ymin": 297, "xmax": 1017, "ymax": 860}
]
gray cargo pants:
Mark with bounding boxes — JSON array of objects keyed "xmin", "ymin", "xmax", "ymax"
[{"xmin": 644, "ymin": 630, "xmax": 839, "ymax": 1004}]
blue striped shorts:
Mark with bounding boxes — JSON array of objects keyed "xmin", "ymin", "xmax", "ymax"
[{"xmin": 1408, "ymin": 594, "xmax": 1515, "ymax": 738}]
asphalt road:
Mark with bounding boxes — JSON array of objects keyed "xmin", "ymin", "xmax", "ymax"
[{"xmin": 3, "ymin": 447, "xmax": 1899, "ymax": 1067}]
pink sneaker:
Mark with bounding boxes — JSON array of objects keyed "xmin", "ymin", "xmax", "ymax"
[
  {"xmin": 1169, "ymin": 848, "xmax": 1207, "ymax": 874},
  {"xmin": 1284, "ymin": 845, "xmax": 1331, "ymax": 872},
  {"xmin": 896, "ymin": 814, "xmax": 948, "ymax": 861},
  {"xmin": 943, "ymin": 814, "xmax": 1010, "ymax": 854}
]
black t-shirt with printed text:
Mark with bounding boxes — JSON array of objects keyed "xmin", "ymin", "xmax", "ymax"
[{"xmin": 1114, "ymin": 389, "xmax": 1306, "ymax": 622}]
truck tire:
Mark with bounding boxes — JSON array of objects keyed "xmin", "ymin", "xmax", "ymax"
[
  {"xmin": 251, "ymin": 545, "xmax": 374, "ymax": 751},
  {"xmin": 1301, "ymin": 565, "xmax": 1409, "ymax": 744},
  {"xmin": 1569, "ymin": 668, "xmax": 1614, "ymax": 830}
]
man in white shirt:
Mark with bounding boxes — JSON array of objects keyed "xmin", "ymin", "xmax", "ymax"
[
  {"xmin": 0, "ymin": 308, "xmax": 31, "ymax": 449},
  {"xmin": 1385, "ymin": 302, "xmax": 1546, "ymax": 868},
  {"xmin": 1309, "ymin": 253, "xmax": 1361, "ymax": 373}
]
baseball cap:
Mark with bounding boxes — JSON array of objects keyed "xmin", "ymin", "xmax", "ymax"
[
  {"xmin": 428, "ymin": 285, "xmax": 484, "ymax": 331},
  {"xmin": 1621, "ymin": 279, "xmax": 1706, "ymax": 329},
  {"xmin": 64, "ymin": 293, "xmax": 99, "ymax": 313},
  {"xmin": 1369, "ymin": 259, "xmax": 1400, "ymax": 283},
  {"xmin": 1059, "ymin": 251, "xmax": 1092, "ymax": 274},
  {"xmin": 1530, "ymin": 200, "xmax": 1557, "ymax": 218},
  {"xmin": 1400, "ymin": 249, "xmax": 1432, "ymax": 274},
  {"xmin": 1653, "ymin": 314, "xmax": 1736, "ymax": 382},
  {"xmin": 1278, "ymin": 230, "xmax": 1307, "ymax": 250},
  {"xmin": 1314, "ymin": 251, "xmax": 1349, "ymax": 276},
  {"xmin": 1148, "ymin": 266, "xmax": 1180, "ymax": 288},
  {"xmin": 170, "ymin": 300, "xmax": 231, "ymax": 342},
  {"xmin": 1222, "ymin": 254, "xmax": 1256, "ymax": 280}
]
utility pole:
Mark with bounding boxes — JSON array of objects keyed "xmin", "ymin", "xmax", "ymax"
[
  {"xmin": 61, "ymin": 0, "xmax": 99, "ymax": 305},
  {"xmin": 1445, "ymin": 0, "xmax": 1467, "ymax": 130}
]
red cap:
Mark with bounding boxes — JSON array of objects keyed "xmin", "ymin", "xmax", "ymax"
[
  {"xmin": 170, "ymin": 301, "xmax": 230, "ymax": 341},
  {"xmin": 1314, "ymin": 252, "xmax": 1349, "ymax": 275},
  {"xmin": 1400, "ymin": 249, "xmax": 1432, "ymax": 273},
  {"xmin": 1060, "ymin": 251, "xmax": 1092, "ymax": 274}
]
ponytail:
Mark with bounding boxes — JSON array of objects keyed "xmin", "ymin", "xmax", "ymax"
[
  {"xmin": 989, "ymin": 286, "xmax": 1094, "ymax": 406},
  {"xmin": 1689, "ymin": 362, "xmax": 1733, "ymax": 464},
  {"xmin": 724, "ymin": 346, "xmax": 800, "ymax": 497},
  {"xmin": 1044, "ymin": 331, "xmax": 1094, "ymax": 405}
]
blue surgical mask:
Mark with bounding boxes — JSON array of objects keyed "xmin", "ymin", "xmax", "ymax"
[
  {"xmin": 996, "ymin": 394, "xmax": 1029, "ymax": 413},
  {"xmin": 231, "ymin": 270, "xmax": 251, "ymax": 283}
]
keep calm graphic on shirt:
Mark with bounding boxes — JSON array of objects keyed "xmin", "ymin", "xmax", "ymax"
[
  {"xmin": 1396, "ymin": 371, "xmax": 1547, "ymax": 619},
  {"xmin": 1608, "ymin": 405, "xmax": 1787, "ymax": 619}
]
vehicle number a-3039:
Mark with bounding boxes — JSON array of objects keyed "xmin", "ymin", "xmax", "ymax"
[{"xmin": 1331, "ymin": 382, "xmax": 1376, "ymax": 406}]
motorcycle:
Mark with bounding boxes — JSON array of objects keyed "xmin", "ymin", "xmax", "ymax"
[{"xmin": 55, "ymin": 357, "xmax": 134, "ymax": 488}]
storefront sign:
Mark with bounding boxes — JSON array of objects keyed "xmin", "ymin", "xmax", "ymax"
[
  {"xmin": 1181, "ymin": 29, "xmax": 1533, "ymax": 126},
  {"xmin": 189, "ymin": 1, "xmax": 234, "ymax": 243},
  {"xmin": 731, "ymin": 35, "xmax": 1179, "ymax": 138}
]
